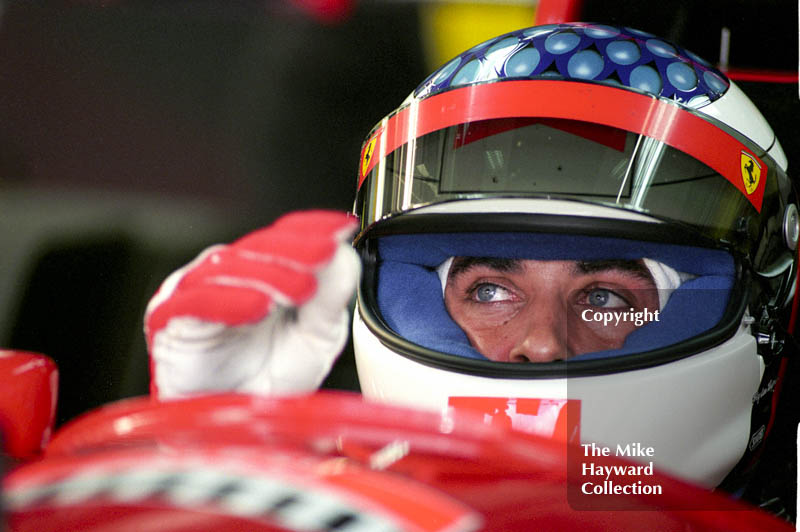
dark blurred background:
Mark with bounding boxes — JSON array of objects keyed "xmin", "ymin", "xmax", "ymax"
[
  {"xmin": 0, "ymin": 0, "xmax": 544, "ymax": 426},
  {"xmin": 0, "ymin": 0, "xmax": 431, "ymax": 425},
  {"xmin": 0, "ymin": 0, "xmax": 795, "ymax": 439}
]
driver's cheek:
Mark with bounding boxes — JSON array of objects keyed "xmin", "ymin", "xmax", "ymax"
[{"xmin": 462, "ymin": 320, "xmax": 520, "ymax": 362}]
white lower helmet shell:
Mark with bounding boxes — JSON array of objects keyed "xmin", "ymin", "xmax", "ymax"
[{"xmin": 354, "ymin": 307, "xmax": 761, "ymax": 488}]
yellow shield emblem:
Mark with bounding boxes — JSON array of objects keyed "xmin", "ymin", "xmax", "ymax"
[
  {"xmin": 741, "ymin": 151, "xmax": 761, "ymax": 195},
  {"xmin": 361, "ymin": 136, "xmax": 378, "ymax": 178}
]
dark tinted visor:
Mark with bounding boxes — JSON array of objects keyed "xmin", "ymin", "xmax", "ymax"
[{"xmin": 354, "ymin": 82, "xmax": 779, "ymax": 254}]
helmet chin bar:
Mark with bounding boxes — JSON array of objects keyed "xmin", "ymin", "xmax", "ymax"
[{"xmin": 352, "ymin": 308, "xmax": 763, "ymax": 489}]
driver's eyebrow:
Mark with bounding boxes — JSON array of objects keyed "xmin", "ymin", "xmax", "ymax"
[
  {"xmin": 573, "ymin": 259, "xmax": 652, "ymax": 280},
  {"xmin": 448, "ymin": 257, "xmax": 523, "ymax": 279},
  {"xmin": 446, "ymin": 257, "xmax": 653, "ymax": 282}
]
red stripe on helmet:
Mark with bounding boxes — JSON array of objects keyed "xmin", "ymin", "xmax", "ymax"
[{"xmin": 358, "ymin": 81, "xmax": 765, "ymax": 212}]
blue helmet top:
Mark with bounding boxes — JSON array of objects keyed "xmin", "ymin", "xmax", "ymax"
[{"xmin": 414, "ymin": 23, "xmax": 730, "ymax": 109}]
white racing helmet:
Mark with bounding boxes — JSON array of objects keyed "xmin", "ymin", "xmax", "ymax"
[{"xmin": 351, "ymin": 23, "xmax": 797, "ymax": 494}]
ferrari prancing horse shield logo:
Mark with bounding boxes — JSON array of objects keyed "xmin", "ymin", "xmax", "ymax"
[
  {"xmin": 361, "ymin": 136, "xmax": 378, "ymax": 178},
  {"xmin": 741, "ymin": 151, "xmax": 761, "ymax": 195}
]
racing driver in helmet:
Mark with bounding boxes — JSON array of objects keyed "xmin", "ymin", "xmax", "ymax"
[{"xmin": 145, "ymin": 23, "xmax": 799, "ymax": 517}]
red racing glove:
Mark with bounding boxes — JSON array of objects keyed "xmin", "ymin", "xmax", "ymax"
[{"xmin": 145, "ymin": 210, "xmax": 360, "ymax": 400}]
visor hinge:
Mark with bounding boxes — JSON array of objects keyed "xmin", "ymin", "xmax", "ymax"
[{"xmin": 755, "ymin": 307, "xmax": 784, "ymax": 358}]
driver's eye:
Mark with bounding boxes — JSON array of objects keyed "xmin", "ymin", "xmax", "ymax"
[
  {"xmin": 586, "ymin": 288, "xmax": 628, "ymax": 308},
  {"xmin": 473, "ymin": 283, "xmax": 513, "ymax": 302}
]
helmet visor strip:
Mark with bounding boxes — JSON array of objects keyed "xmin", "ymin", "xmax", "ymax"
[{"xmin": 355, "ymin": 82, "xmax": 777, "ymax": 253}]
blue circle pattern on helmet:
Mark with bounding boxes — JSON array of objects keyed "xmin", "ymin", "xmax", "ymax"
[{"xmin": 414, "ymin": 23, "xmax": 730, "ymax": 108}]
